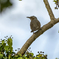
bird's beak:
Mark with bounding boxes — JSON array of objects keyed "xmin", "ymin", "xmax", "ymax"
[{"xmin": 27, "ymin": 17, "xmax": 31, "ymax": 18}]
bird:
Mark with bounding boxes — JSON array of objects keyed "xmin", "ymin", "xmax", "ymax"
[{"xmin": 27, "ymin": 16, "xmax": 41, "ymax": 33}]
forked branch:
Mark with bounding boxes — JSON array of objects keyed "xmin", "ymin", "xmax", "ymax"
[{"xmin": 17, "ymin": 0, "xmax": 59, "ymax": 55}]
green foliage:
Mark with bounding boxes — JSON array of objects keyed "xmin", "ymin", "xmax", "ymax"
[
  {"xmin": 53, "ymin": 0, "xmax": 57, "ymax": 3},
  {"xmin": 19, "ymin": 0, "xmax": 22, "ymax": 1},
  {"xmin": 0, "ymin": 36, "xmax": 47, "ymax": 59},
  {"xmin": 58, "ymin": 30, "xmax": 59, "ymax": 33},
  {"xmin": 0, "ymin": 0, "xmax": 22, "ymax": 13},
  {"xmin": 0, "ymin": 36, "xmax": 59, "ymax": 59},
  {"xmin": 53, "ymin": 0, "xmax": 59, "ymax": 9},
  {"xmin": 0, "ymin": 36, "xmax": 14, "ymax": 59},
  {"xmin": 23, "ymin": 48, "xmax": 47, "ymax": 59},
  {"xmin": 0, "ymin": 0, "xmax": 13, "ymax": 13}
]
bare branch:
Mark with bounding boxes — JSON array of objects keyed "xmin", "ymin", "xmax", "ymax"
[
  {"xmin": 17, "ymin": 18, "xmax": 59, "ymax": 55},
  {"xmin": 43, "ymin": 0, "xmax": 55, "ymax": 20}
]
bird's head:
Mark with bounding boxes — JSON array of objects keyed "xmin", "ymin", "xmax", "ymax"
[{"xmin": 27, "ymin": 16, "xmax": 37, "ymax": 20}]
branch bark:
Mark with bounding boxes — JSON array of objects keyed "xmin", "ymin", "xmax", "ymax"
[
  {"xmin": 43, "ymin": 0, "xmax": 55, "ymax": 20},
  {"xmin": 17, "ymin": 0, "xmax": 59, "ymax": 55}
]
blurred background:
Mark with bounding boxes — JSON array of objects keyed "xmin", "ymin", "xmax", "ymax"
[{"xmin": 0, "ymin": 0, "xmax": 59, "ymax": 59}]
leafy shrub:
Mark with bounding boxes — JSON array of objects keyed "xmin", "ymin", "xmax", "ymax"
[{"xmin": 0, "ymin": 36, "xmax": 47, "ymax": 59}]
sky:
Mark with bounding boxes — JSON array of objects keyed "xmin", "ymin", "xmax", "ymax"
[{"xmin": 0, "ymin": 0, "xmax": 59, "ymax": 59}]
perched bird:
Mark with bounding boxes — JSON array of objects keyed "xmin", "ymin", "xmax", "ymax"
[{"xmin": 27, "ymin": 16, "xmax": 41, "ymax": 33}]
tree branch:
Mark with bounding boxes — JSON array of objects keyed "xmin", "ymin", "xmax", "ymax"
[
  {"xmin": 17, "ymin": 0, "xmax": 59, "ymax": 55},
  {"xmin": 43, "ymin": 0, "xmax": 55, "ymax": 20},
  {"xmin": 17, "ymin": 18, "xmax": 59, "ymax": 55}
]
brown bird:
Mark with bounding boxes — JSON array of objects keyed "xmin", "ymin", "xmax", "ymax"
[{"xmin": 27, "ymin": 16, "xmax": 41, "ymax": 33}]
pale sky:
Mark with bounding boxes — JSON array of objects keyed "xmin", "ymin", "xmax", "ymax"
[{"xmin": 0, "ymin": 0, "xmax": 59, "ymax": 59}]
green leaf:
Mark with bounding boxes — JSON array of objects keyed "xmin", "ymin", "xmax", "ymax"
[
  {"xmin": 19, "ymin": 0, "xmax": 22, "ymax": 1},
  {"xmin": 2, "ymin": 40, "xmax": 5, "ymax": 45},
  {"xmin": 17, "ymin": 57, "xmax": 23, "ymax": 59},
  {"xmin": 58, "ymin": 30, "xmax": 59, "ymax": 33},
  {"xmin": 7, "ymin": 37, "xmax": 13, "ymax": 47},
  {"xmin": 0, "ymin": 54, "xmax": 3, "ymax": 58},
  {"xmin": 4, "ymin": 46, "xmax": 9, "ymax": 52}
]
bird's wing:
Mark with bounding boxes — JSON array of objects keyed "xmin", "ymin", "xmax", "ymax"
[
  {"xmin": 30, "ymin": 21, "xmax": 37, "ymax": 32},
  {"xmin": 37, "ymin": 20, "xmax": 41, "ymax": 27},
  {"xmin": 30, "ymin": 22, "xmax": 33, "ymax": 30}
]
